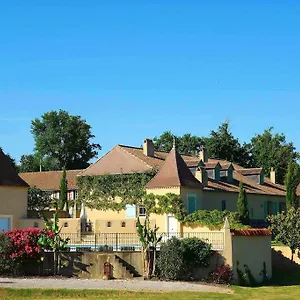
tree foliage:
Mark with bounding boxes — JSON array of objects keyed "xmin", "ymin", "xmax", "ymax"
[
  {"xmin": 153, "ymin": 131, "xmax": 202, "ymax": 155},
  {"xmin": 19, "ymin": 154, "xmax": 60, "ymax": 172},
  {"xmin": 203, "ymin": 122, "xmax": 251, "ymax": 167},
  {"xmin": 285, "ymin": 161, "xmax": 300, "ymax": 209},
  {"xmin": 237, "ymin": 182, "xmax": 250, "ymax": 225},
  {"xmin": 59, "ymin": 169, "xmax": 68, "ymax": 211},
  {"xmin": 249, "ymin": 127, "xmax": 299, "ymax": 184},
  {"xmin": 28, "ymin": 186, "xmax": 52, "ymax": 211},
  {"xmin": 268, "ymin": 208, "xmax": 300, "ymax": 261},
  {"xmin": 31, "ymin": 110, "xmax": 101, "ymax": 170}
]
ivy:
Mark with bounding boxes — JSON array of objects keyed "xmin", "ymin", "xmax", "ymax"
[
  {"xmin": 182, "ymin": 210, "xmax": 248, "ymax": 230},
  {"xmin": 77, "ymin": 172, "xmax": 156, "ymax": 211}
]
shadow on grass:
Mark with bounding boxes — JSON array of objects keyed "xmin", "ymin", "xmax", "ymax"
[{"xmin": 271, "ymin": 249, "xmax": 300, "ymax": 286}]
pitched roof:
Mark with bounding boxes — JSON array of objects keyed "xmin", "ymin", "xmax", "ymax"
[
  {"xmin": 0, "ymin": 149, "xmax": 28, "ymax": 187},
  {"xmin": 146, "ymin": 147, "xmax": 203, "ymax": 189},
  {"xmin": 236, "ymin": 168, "xmax": 263, "ymax": 175},
  {"xmin": 19, "ymin": 170, "xmax": 82, "ymax": 191}
]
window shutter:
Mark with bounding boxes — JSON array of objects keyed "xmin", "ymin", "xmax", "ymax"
[
  {"xmin": 188, "ymin": 196, "xmax": 196, "ymax": 214},
  {"xmin": 264, "ymin": 201, "xmax": 267, "ymax": 218},
  {"xmin": 125, "ymin": 204, "xmax": 136, "ymax": 218}
]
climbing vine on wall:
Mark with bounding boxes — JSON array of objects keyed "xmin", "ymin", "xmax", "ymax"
[{"xmin": 77, "ymin": 171, "xmax": 157, "ymax": 211}]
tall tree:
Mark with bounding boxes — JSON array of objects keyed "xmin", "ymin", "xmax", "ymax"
[
  {"xmin": 237, "ymin": 182, "xmax": 250, "ymax": 225},
  {"xmin": 203, "ymin": 122, "xmax": 251, "ymax": 167},
  {"xmin": 31, "ymin": 110, "xmax": 101, "ymax": 170},
  {"xmin": 153, "ymin": 131, "xmax": 202, "ymax": 156},
  {"xmin": 59, "ymin": 169, "xmax": 68, "ymax": 211},
  {"xmin": 285, "ymin": 161, "xmax": 300, "ymax": 209},
  {"xmin": 249, "ymin": 127, "xmax": 299, "ymax": 184}
]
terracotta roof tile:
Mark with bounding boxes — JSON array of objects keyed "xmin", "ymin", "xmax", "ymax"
[
  {"xmin": 0, "ymin": 149, "xmax": 28, "ymax": 187},
  {"xmin": 231, "ymin": 228, "xmax": 272, "ymax": 236},
  {"xmin": 146, "ymin": 147, "xmax": 202, "ymax": 189},
  {"xmin": 19, "ymin": 170, "xmax": 82, "ymax": 191},
  {"xmin": 236, "ymin": 168, "xmax": 263, "ymax": 175}
]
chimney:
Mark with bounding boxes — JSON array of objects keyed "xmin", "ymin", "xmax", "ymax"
[
  {"xmin": 195, "ymin": 167, "xmax": 208, "ymax": 187},
  {"xmin": 199, "ymin": 145, "xmax": 208, "ymax": 163},
  {"xmin": 143, "ymin": 138, "xmax": 154, "ymax": 157},
  {"xmin": 270, "ymin": 167, "xmax": 276, "ymax": 184}
]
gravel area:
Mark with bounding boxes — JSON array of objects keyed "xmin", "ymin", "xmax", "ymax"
[{"xmin": 0, "ymin": 277, "xmax": 232, "ymax": 293}]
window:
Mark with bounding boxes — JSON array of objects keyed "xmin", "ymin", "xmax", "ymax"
[
  {"xmin": 107, "ymin": 221, "xmax": 111, "ymax": 228},
  {"xmin": 33, "ymin": 222, "xmax": 39, "ymax": 228},
  {"xmin": 267, "ymin": 201, "xmax": 273, "ymax": 215},
  {"xmin": 121, "ymin": 221, "xmax": 126, "ymax": 228},
  {"xmin": 139, "ymin": 205, "xmax": 146, "ymax": 217},
  {"xmin": 125, "ymin": 204, "xmax": 136, "ymax": 218},
  {"xmin": 187, "ymin": 195, "xmax": 197, "ymax": 214},
  {"xmin": 64, "ymin": 222, "xmax": 68, "ymax": 228},
  {"xmin": 74, "ymin": 190, "xmax": 78, "ymax": 200},
  {"xmin": 279, "ymin": 202, "xmax": 286, "ymax": 212},
  {"xmin": 221, "ymin": 200, "xmax": 226, "ymax": 211}
]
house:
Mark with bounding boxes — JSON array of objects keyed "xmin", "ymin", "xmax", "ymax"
[
  {"xmin": 0, "ymin": 148, "xmax": 29, "ymax": 231},
  {"xmin": 77, "ymin": 139, "xmax": 289, "ymax": 233},
  {"xmin": 19, "ymin": 170, "xmax": 82, "ymax": 202}
]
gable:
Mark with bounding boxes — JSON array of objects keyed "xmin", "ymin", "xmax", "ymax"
[{"xmin": 80, "ymin": 145, "xmax": 152, "ymax": 176}]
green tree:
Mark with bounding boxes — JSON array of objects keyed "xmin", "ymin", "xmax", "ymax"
[
  {"xmin": 237, "ymin": 182, "xmax": 250, "ymax": 225},
  {"xmin": 203, "ymin": 121, "xmax": 251, "ymax": 167},
  {"xmin": 28, "ymin": 186, "xmax": 52, "ymax": 211},
  {"xmin": 153, "ymin": 131, "xmax": 202, "ymax": 155},
  {"xmin": 268, "ymin": 208, "xmax": 300, "ymax": 261},
  {"xmin": 249, "ymin": 127, "xmax": 299, "ymax": 184},
  {"xmin": 285, "ymin": 161, "xmax": 300, "ymax": 209},
  {"xmin": 59, "ymin": 169, "xmax": 68, "ymax": 211},
  {"xmin": 31, "ymin": 110, "xmax": 101, "ymax": 170}
]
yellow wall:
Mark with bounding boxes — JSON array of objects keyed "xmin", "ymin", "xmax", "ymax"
[
  {"xmin": 231, "ymin": 235, "xmax": 272, "ymax": 283},
  {"xmin": 272, "ymin": 246, "xmax": 300, "ymax": 265},
  {"xmin": 203, "ymin": 191, "xmax": 285, "ymax": 220},
  {"xmin": 0, "ymin": 186, "xmax": 28, "ymax": 229}
]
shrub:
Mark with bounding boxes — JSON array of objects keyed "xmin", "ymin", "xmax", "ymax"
[
  {"xmin": 156, "ymin": 237, "xmax": 213, "ymax": 280},
  {"xmin": 0, "ymin": 233, "xmax": 11, "ymax": 273},
  {"xmin": 0, "ymin": 228, "xmax": 53, "ymax": 275},
  {"xmin": 211, "ymin": 264, "xmax": 233, "ymax": 284}
]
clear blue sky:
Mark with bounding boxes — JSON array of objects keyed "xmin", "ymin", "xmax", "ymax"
[{"xmin": 1, "ymin": 1, "xmax": 299, "ymax": 162}]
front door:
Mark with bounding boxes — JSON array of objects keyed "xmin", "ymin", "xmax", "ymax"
[
  {"xmin": 167, "ymin": 216, "xmax": 178, "ymax": 237},
  {"xmin": 0, "ymin": 217, "xmax": 11, "ymax": 232}
]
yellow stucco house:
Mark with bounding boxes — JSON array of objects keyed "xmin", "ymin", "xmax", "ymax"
[
  {"xmin": 0, "ymin": 148, "xmax": 28, "ymax": 231},
  {"xmin": 19, "ymin": 138, "xmax": 290, "ymax": 234}
]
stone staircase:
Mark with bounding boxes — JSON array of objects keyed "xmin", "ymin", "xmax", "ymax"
[{"xmin": 113, "ymin": 255, "xmax": 140, "ymax": 279}]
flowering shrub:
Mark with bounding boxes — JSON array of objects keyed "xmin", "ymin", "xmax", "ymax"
[
  {"xmin": 211, "ymin": 264, "xmax": 233, "ymax": 285},
  {"xmin": 0, "ymin": 228, "xmax": 53, "ymax": 275}
]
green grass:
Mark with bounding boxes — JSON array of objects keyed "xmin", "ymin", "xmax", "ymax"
[{"xmin": 0, "ymin": 285, "xmax": 300, "ymax": 300}]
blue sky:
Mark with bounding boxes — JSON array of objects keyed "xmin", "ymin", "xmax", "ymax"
[{"xmin": 1, "ymin": 1, "xmax": 300, "ymax": 162}]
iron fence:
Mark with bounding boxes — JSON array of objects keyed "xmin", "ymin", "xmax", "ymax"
[{"xmin": 60, "ymin": 231, "xmax": 224, "ymax": 252}]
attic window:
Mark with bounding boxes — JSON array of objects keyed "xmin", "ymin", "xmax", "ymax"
[
  {"xmin": 107, "ymin": 221, "xmax": 111, "ymax": 228},
  {"xmin": 64, "ymin": 222, "xmax": 68, "ymax": 228},
  {"xmin": 121, "ymin": 221, "xmax": 126, "ymax": 228}
]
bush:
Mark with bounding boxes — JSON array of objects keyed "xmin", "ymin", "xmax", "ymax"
[
  {"xmin": 211, "ymin": 264, "xmax": 233, "ymax": 284},
  {"xmin": 0, "ymin": 228, "xmax": 53, "ymax": 275},
  {"xmin": 156, "ymin": 237, "xmax": 213, "ymax": 280}
]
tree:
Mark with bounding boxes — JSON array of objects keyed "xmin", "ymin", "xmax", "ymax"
[
  {"xmin": 31, "ymin": 110, "xmax": 101, "ymax": 170},
  {"xmin": 203, "ymin": 122, "xmax": 251, "ymax": 167},
  {"xmin": 153, "ymin": 131, "xmax": 202, "ymax": 155},
  {"xmin": 28, "ymin": 186, "xmax": 52, "ymax": 211},
  {"xmin": 249, "ymin": 127, "xmax": 299, "ymax": 184},
  {"xmin": 18, "ymin": 154, "xmax": 60, "ymax": 172},
  {"xmin": 268, "ymin": 208, "xmax": 300, "ymax": 261},
  {"xmin": 237, "ymin": 182, "xmax": 250, "ymax": 225},
  {"xmin": 59, "ymin": 169, "xmax": 68, "ymax": 211},
  {"xmin": 285, "ymin": 161, "xmax": 300, "ymax": 209}
]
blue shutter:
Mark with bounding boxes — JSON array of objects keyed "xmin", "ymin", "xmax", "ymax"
[
  {"xmin": 125, "ymin": 204, "xmax": 136, "ymax": 218},
  {"xmin": 263, "ymin": 201, "xmax": 267, "ymax": 218},
  {"xmin": 188, "ymin": 196, "xmax": 196, "ymax": 214},
  {"xmin": 0, "ymin": 218, "xmax": 10, "ymax": 232}
]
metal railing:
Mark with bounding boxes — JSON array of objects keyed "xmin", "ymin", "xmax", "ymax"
[{"xmin": 60, "ymin": 231, "xmax": 224, "ymax": 252}]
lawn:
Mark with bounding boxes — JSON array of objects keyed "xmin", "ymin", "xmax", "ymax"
[{"xmin": 0, "ymin": 285, "xmax": 300, "ymax": 300}]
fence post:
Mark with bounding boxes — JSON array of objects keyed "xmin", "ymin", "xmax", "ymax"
[
  {"xmin": 94, "ymin": 233, "xmax": 97, "ymax": 251},
  {"xmin": 116, "ymin": 232, "xmax": 118, "ymax": 251}
]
